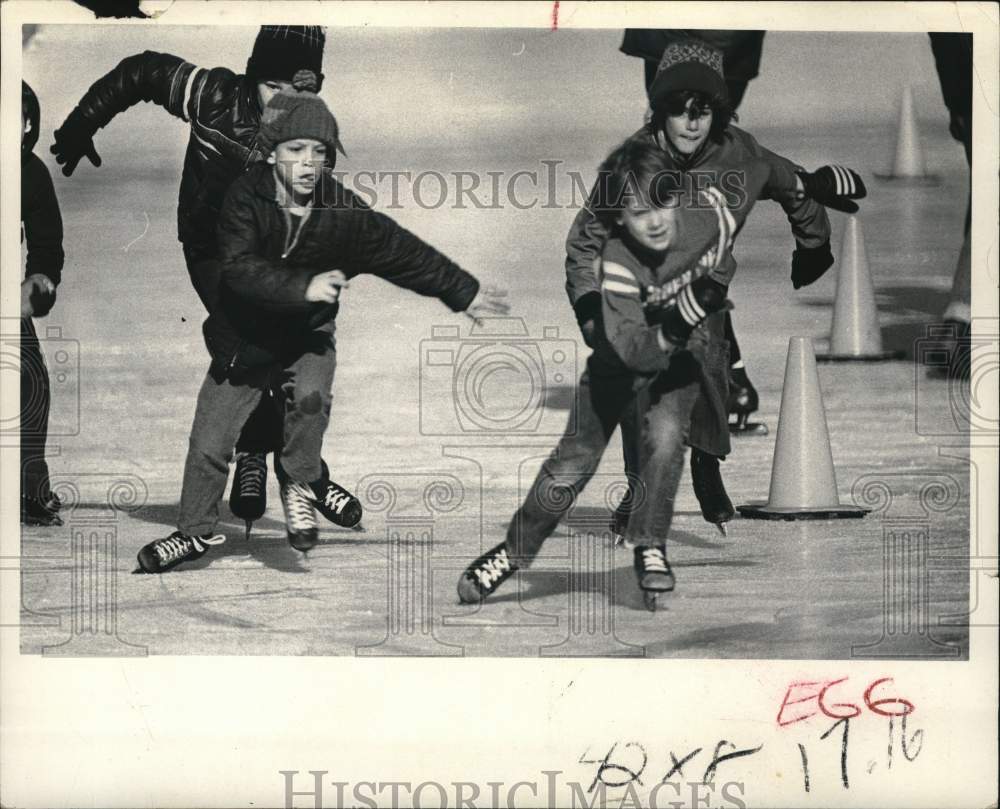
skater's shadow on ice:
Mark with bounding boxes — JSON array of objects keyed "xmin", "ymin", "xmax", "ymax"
[
  {"xmin": 796, "ymin": 284, "xmax": 950, "ymax": 360},
  {"xmin": 121, "ymin": 503, "xmax": 382, "ymax": 575},
  {"xmin": 488, "ymin": 540, "xmax": 758, "ymax": 612}
]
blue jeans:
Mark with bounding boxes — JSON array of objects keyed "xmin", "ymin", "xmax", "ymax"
[
  {"xmin": 178, "ymin": 323, "xmax": 337, "ymax": 535},
  {"xmin": 505, "ymin": 344, "xmax": 706, "ymax": 566}
]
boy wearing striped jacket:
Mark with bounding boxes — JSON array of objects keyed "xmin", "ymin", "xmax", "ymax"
[{"xmin": 457, "ymin": 138, "xmax": 803, "ymax": 609}]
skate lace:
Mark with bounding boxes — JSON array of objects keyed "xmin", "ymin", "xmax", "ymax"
[
  {"xmin": 641, "ymin": 547, "xmax": 669, "ymax": 573},
  {"xmin": 237, "ymin": 454, "xmax": 267, "ymax": 498},
  {"xmin": 284, "ymin": 483, "xmax": 318, "ymax": 531},
  {"xmin": 321, "ymin": 485, "xmax": 352, "ymax": 515},
  {"xmin": 155, "ymin": 534, "xmax": 198, "ymax": 564},
  {"xmin": 473, "ymin": 547, "xmax": 512, "ymax": 588}
]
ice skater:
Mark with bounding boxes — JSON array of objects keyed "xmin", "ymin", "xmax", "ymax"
[
  {"xmin": 459, "ymin": 138, "xmax": 808, "ymax": 608},
  {"xmin": 136, "ymin": 78, "xmax": 508, "ymax": 572},
  {"xmin": 20, "ymin": 81, "xmax": 66, "ymax": 527},
  {"xmin": 619, "ymin": 28, "xmax": 767, "ymax": 432},
  {"xmin": 50, "ymin": 26, "xmax": 356, "ymax": 537},
  {"xmin": 564, "ymin": 38, "xmax": 865, "ymax": 538}
]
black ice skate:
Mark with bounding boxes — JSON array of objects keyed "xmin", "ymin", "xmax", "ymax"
[
  {"xmin": 690, "ymin": 449, "xmax": 735, "ymax": 536},
  {"xmin": 20, "ymin": 495, "xmax": 63, "ymax": 527},
  {"xmin": 276, "ymin": 460, "xmax": 363, "ymax": 530},
  {"xmin": 280, "ymin": 479, "xmax": 319, "ymax": 552},
  {"xmin": 634, "ymin": 544, "xmax": 675, "ymax": 611},
  {"xmin": 136, "ymin": 530, "xmax": 225, "ymax": 573},
  {"xmin": 457, "ymin": 541, "xmax": 519, "ymax": 604},
  {"xmin": 229, "ymin": 452, "xmax": 267, "ymax": 539},
  {"xmin": 728, "ymin": 365, "xmax": 768, "ymax": 436}
]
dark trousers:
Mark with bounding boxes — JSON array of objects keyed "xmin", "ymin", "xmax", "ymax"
[
  {"xmin": 20, "ymin": 317, "xmax": 52, "ymax": 502},
  {"xmin": 506, "ymin": 339, "xmax": 711, "ymax": 567},
  {"xmin": 184, "ymin": 247, "xmax": 283, "ymax": 454},
  {"xmin": 178, "ymin": 323, "xmax": 337, "ymax": 535}
]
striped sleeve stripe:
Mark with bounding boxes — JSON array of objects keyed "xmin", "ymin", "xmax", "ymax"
[
  {"xmin": 602, "ymin": 280, "xmax": 641, "ymax": 297},
  {"xmin": 703, "ymin": 186, "xmax": 736, "ymax": 248},
  {"xmin": 182, "ymin": 67, "xmax": 205, "ymax": 123},
  {"xmin": 602, "ymin": 261, "xmax": 639, "ymax": 284},
  {"xmin": 833, "ymin": 165, "xmax": 856, "ymax": 196},
  {"xmin": 677, "ymin": 284, "xmax": 707, "ymax": 326}
]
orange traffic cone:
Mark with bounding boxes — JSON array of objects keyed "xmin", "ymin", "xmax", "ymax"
[
  {"xmin": 816, "ymin": 216, "xmax": 904, "ymax": 362},
  {"xmin": 874, "ymin": 85, "xmax": 940, "ymax": 184},
  {"xmin": 738, "ymin": 337, "xmax": 868, "ymax": 520}
]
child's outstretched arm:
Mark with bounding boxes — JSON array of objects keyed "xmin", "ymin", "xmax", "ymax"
[
  {"xmin": 51, "ymin": 51, "xmax": 207, "ymax": 176},
  {"xmin": 352, "ymin": 209, "xmax": 488, "ymax": 314}
]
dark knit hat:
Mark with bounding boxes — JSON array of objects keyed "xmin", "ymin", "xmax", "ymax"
[
  {"xmin": 258, "ymin": 71, "xmax": 345, "ymax": 157},
  {"xmin": 648, "ymin": 38, "xmax": 728, "ymax": 108},
  {"xmin": 246, "ymin": 26, "xmax": 326, "ymax": 87}
]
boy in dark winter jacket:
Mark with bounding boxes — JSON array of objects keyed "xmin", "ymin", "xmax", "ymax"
[
  {"xmin": 50, "ymin": 26, "xmax": 339, "ymax": 533},
  {"xmin": 565, "ymin": 38, "xmax": 865, "ymax": 540},
  {"xmin": 20, "ymin": 81, "xmax": 65, "ymax": 527},
  {"xmin": 458, "ymin": 138, "xmax": 800, "ymax": 607},
  {"xmin": 136, "ymin": 82, "xmax": 508, "ymax": 573}
]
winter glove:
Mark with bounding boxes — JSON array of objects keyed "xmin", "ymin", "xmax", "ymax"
[
  {"xmin": 51, "ymin": 114, "xmax": 102, "ymax": 177},
  {"xmin": 464, "ymin": 286, "xmax": 511, "ymax": 324},
  {"xmin": 659, "ymin": 276, "xmax": 729, "ymax": 347},
  {"xmin": 573, "ymin": 291, "xmax": 603, "ymax": 348},
  {"xmin": 21, "ymin": 274, "xmax": 57, "ymax": 319},
  {"xmin": 796, "ymin": 165, "xmax": 867, "ymax": 213},
  {"xmin": 791, "ymin": 240, "xmax": 835, "ymax": 290}
]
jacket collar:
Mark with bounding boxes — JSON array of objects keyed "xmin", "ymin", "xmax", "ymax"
[{"xmin": 249, "ymin": 162, "xmax": 349, "ymax": 208}]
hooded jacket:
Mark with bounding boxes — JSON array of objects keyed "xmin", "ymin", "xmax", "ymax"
[
  {"xmin": 206, "ymin": 163, "xmax": 479, "ymax": 375},
  {"xmin": 57, "ymin": 51, "xmax": 265, "ymax": 256}
]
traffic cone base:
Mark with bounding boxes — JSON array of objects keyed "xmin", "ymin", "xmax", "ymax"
[
  {"xmin": 872, "ymin": 171, "xmax": 940, "ymax": 186},
  {"xmin": 737, "ymin": 502, "xmax": 868, "ymax": 520},
  {"xmin": 815, "ymin": 344, "xmax": 905, "ymax": 363}
]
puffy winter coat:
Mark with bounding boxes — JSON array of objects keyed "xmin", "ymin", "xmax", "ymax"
[{"xmin": 206, "ymin": 163, "xmax": 480, "ymax": 375}]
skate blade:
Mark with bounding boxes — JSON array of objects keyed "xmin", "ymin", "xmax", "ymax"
[
  {"xmin": 244, "ymin": 520, "xmax": 253, "ymax": 542},
  {"xmin": 716, "ymin": 522, "xmax": 728, "ymax": 537}
]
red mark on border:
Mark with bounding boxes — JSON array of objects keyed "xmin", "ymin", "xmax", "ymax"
[
  {"xmin": 551, "ymin": 0, "xmax": 559, "ymax": 30},
  {"xmin": 777, "ymin": 677, "xmax": 916, "ymax": 727}
]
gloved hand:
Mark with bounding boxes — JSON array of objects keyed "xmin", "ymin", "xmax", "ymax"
[
  {"xmin": 573, "ymin": 291, "xmax": 602, "ymax": 348},
  {"xmin": 464, "ymin": 286, "xmax": 510, "ymax": 323},
  {"xmin": 51, "ymin": 114, "xmax": 102, "ymax": 177},
  {"xmin": 21, "ymin": 274, "xmax": 57, "ymax": 318},
  {"xmin": 796, "ymin": 165, "xmax": 867, "ymax": 213},
  {"xmin": 659, "ymin": 276, "xmax": 729, "ymax": 346},
  {"xmin": 791, "ymin": 241, "xmax": 835, "ymax": 289}
]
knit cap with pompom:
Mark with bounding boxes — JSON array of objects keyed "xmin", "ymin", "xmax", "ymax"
[{"xmin": 257, "ymin": 69, "xmax": 345, "ymax": 157}]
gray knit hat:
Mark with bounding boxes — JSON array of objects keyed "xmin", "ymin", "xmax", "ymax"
[
  {"xmin": 257, "ymin": 71, "xmax": 345, "ymax": 157},
  {"xmin": 648, "ymin": 38, "xmax": 728, "ymax": 108}
]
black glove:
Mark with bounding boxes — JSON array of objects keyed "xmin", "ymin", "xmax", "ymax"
[
  {"xmin": 573, "ymin": 291, "xmax": 602, "ymax": 348},
  {"xmin": 791, "ymin": 241, "xmax": 835, "ymax": 289},
  {"xmin": 797, "ymin": 165, "xmax": 867, "ymax": 213},
  {"xmin": 50, "ymin": 114, "xmax": 102, "ymax": 177},
  {"xmin": 659, "ymin": 276, "xmax": 729, "ymax": 346},
  {"xmin": 21, "ymin": 275, "xmax": 57, "ymax": 318}
]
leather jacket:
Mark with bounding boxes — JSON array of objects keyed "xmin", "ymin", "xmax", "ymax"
[{"xmin": 60, "ymin": 50, "xmax": 265, "ymax": 256}]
